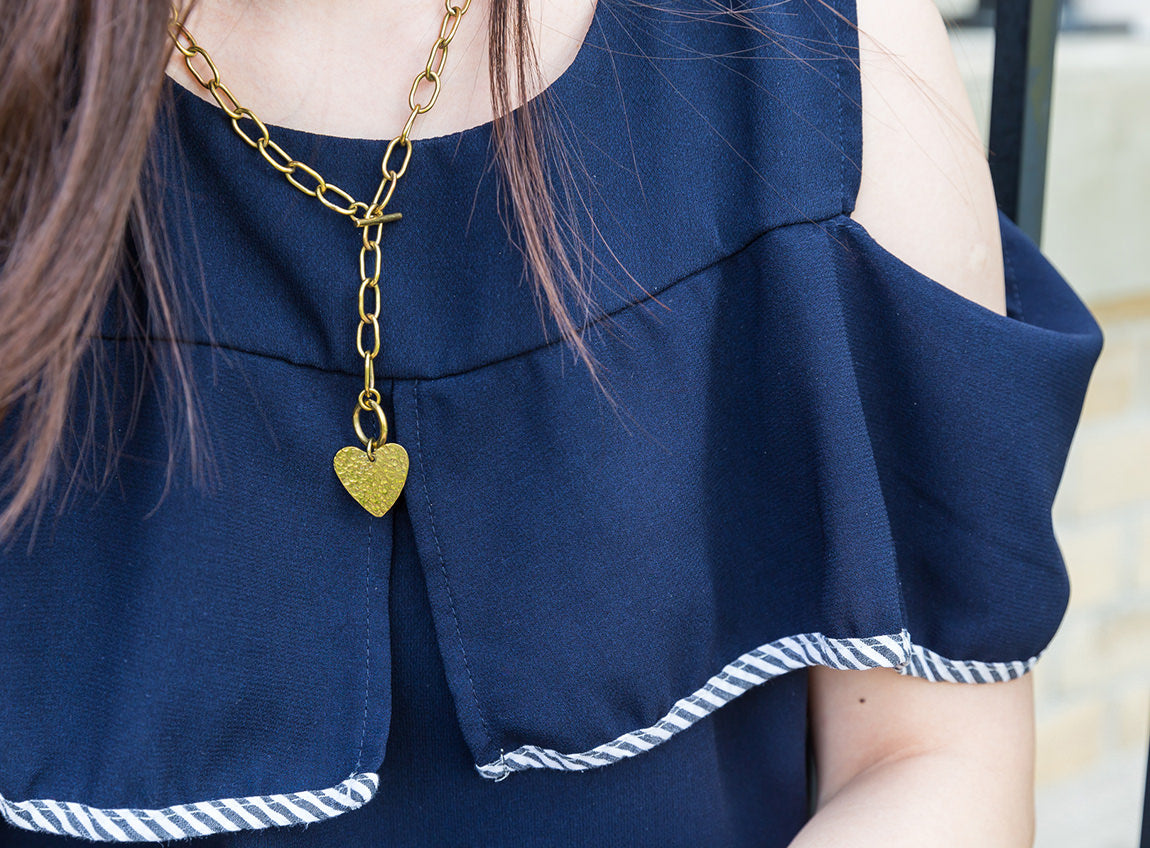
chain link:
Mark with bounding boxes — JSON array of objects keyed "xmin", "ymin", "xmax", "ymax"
[{"xmin": 168, "ymin": 2, "xmax": 471, "ymax": 451}]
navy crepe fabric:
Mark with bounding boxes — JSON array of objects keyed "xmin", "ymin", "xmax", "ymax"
[{"xmin": 0, "ymin": 0, "xmax": 1101, "ymax": 844}]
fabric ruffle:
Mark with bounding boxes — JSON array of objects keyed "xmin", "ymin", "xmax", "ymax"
[
  {"xmin": 0, "ymin": 0, "xmax": 1102, "ymax": 838},
  {"xmin": 0, "ymin": 210, "xmax": 1101, "ymax": 841},
  {"xmin": 396, "ymin": 210, "xmax": 1102, "ymax": 775}
]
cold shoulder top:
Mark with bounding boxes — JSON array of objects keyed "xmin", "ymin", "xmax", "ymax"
[{"xmin": 0, "ymin": 0, "xmax": 1103, "ymax": 845}]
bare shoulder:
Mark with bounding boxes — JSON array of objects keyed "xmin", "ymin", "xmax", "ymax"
[{"xmin": 851, "ymin": 0, "xmax": 1005, "ymax": 315}]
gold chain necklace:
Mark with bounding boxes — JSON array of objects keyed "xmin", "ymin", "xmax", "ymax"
[{"xmin": 168, "ymin": 1, "xmax": 472, "ymax": 518}]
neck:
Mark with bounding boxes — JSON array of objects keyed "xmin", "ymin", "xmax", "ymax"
[{"xmin": 167, "ymin": 0, "xmax": 595, "ymax": 140}]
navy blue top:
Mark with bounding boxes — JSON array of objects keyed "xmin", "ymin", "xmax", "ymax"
[{"xmin": 0, "ymin": 1, "xmax": 1102, "ymax": 845}]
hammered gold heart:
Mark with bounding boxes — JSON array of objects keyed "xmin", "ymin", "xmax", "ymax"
[{"xmin": 334, "ymin": 444, "xmax": 409, "ymax": 517}]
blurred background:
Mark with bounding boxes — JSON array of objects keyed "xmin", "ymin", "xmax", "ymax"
[{"xmin": 936, "ymin": 1, "xmax": 1150, "ymax": 845}]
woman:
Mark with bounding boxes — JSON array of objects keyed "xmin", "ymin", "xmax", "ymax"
[{"xmin": 0, "ymin": 0, "xmax": 1102, "ymax": 844}]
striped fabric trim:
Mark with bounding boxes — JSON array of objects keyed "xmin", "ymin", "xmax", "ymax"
[
  {"xmin": 477, "ymin": 630, "xmax": 1039, "ymax": 779},
  {"xmin": 0, "ymin": 772, "xmax": 379, "ymax": 843},
  {"xmin": 906, "ymin": 642, "xmax": 1037, "ymax": 683}
]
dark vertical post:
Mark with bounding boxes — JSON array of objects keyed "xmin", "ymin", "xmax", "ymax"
[
  {"xmin": 988, "ymin": 0, "xmax": 1062, "ymax": 244},
  {"xmin": 1141, "ymin": 730, "xmax": 1149, "ymax": 847}
]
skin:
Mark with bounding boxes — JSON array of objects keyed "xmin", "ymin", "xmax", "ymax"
[
  {"xmin": 796, "ymin": 2, "xmax": 1032, "ymax": 845},
  {"xmin": 170, "ymin": 1, "xmax": 1033, "ymax": 844},
  {"xmin": 167, "ymin": 0, "xmax": 597, "ymax": 140}
]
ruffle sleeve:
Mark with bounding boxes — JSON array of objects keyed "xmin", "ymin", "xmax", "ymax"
[
  {"xmin": 832, "ymin": 212, "xmax": 1103, "ymax": 679},
  {"xmin": 392, "ymin": 210, "xmax": 1102, "ymax": 779}
]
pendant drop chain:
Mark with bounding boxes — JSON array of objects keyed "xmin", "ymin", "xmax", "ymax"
[{"xmin": 168, "ymin": 1, "xmax": 472, "ymax": 517}]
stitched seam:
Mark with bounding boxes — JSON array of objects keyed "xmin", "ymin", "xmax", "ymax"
[
  {"xmin": 837, "ymin": 1, "xmax": 847, "ymax": 214},
  {"xmin": 829, "ymin": 217, "xmax": 910, "ymax": 631},
  {"xmin": 1004, "ymin": 228, "xmax": 1025, "ymax": 323},
  {"xmin": 353, "ymin": 514, "xmax": 374, "ymax": 771},
  {"xmin": 0, "ymin": 774, "xmax": 380, "ymax": 839},
  {"xmin": 94, "ymin": 211, "xmax": 843, "ymax": 382},
  {"xmin": 413, "ymin": 379, "xmax": 494, "ymax": 747},
  {"xmin": 95, "ymin": 335, "xmax": 361, "ymax": 377},
  {"xmin": 837, "ymin": 0, "xmax": 864, "ymax": 215},
  {"xmin": 475, "ymin": 631, "xmax": 1038, "ymax": 778}
]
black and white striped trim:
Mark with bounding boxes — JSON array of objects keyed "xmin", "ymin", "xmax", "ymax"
[
  {"xmin": 906, "ymin": 641, "xmax": 1034, "ymax": 683},
  {"xmin": 0, "ymin": 634, "xmax": 1040, "ymax": 837},
  {"xmin": 477, "ymin": 630, "xmax": 1038, "ymax": 779},
  {"xmin": 0, "ymin": 772, "xmax": 379, "ymax": 842}
]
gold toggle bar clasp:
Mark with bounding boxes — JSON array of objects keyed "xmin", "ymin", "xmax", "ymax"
[{"xmin": 354, "ymin": 211, "xmax": 403, "ymax": 227}]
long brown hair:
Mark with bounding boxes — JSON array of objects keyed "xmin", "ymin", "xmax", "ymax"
[{"xmin": 0, "ymin": 0, "xmax": 602, "ymax": 541}]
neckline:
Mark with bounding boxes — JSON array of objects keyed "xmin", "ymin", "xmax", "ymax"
[{"xmin": 163, "ymin": 0, "xmax": 604, "ymax": 151}]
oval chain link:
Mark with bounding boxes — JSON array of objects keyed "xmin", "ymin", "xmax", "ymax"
[{"xmin": 169, "ymin": 2, "xmax": 470, "ymax": 445}]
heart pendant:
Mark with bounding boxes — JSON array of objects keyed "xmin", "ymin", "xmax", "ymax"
[{"xmin": 333, "ymin": 443, "xmax": 409, "ymax": 517}]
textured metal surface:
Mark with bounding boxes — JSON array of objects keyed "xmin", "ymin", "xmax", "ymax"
[{"xmin": 334, "ymin": 445, "xmax": 409, "ymax": 517}]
